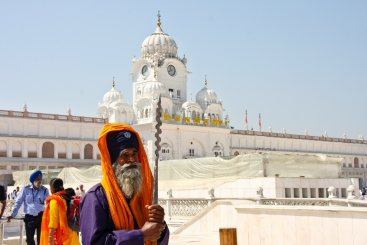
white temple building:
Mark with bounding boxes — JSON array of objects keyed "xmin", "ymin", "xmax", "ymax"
[{"xmin": 0, "ymin": 13, "xmax": 367, "ymax": 189}]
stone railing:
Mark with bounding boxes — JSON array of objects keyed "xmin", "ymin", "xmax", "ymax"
[
  {"xmin": 0, "ymin": 110, "xmax": 107, "ymax": 124},
  {"xmin": 259, "ymin": 198, "xmax": 367, "ymax": 207},
  {"xmin": 159, "ymin": 198, "xmax": 214, "ymax": 220},
  {"xmin": 231, "ymin": 130, "xmax": 367, "ymax": 144},
  {"xmin": 159, "ymin": 185, "xmax": 367, "ymax": 220}
]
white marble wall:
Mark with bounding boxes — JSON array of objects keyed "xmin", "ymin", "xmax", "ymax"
[
  {"xmin": 158, "ymin": 177, "xmax": 351, "ymax": 199},
  {"xmin": 236, "ymin": 205, "xmax": 367, "ymax": 245}
]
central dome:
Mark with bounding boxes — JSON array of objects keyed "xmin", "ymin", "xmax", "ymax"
[
  {"xmin": 196, "ymin": 85, "xmax": 217, "ymax": 104},
  {"xmin": 141, "ymin": 15, "xmax": 178, "ymax": 58}
]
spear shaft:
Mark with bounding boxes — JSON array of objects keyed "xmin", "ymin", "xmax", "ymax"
[
  {"xmin": 153, "ymin": 96, "xmax": 162, "ymax": 204},
  {"xmin": 151, "ymin": 96, "xmax": 162, "ymax": 245}
]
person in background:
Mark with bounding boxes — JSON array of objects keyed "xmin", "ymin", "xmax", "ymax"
[
  {"xmin": 12, "ymin": 189, "xmax": 17, "ymax": 199},
  {"xmin": 80, "ymin": 123, "xmax": 169, "ymax": 245},
  {"xmin": 0, "ymin": 184, "xmax": 6, "ymax": 219},
  {"xmin": 79, "ymin": 184, "xmax": 86, "ymax": 198},
  {"xmin": 75, "ymin": 187, "xmax": 80, "ymax": 196},
  {"xmin": 8, "ymin": 170, "xmax": 50, "ymax": 245},
  {"xmin": 16, "ymin": 186, "xmax": 20, "ymax": 197},
  {"xmin": 40, "ymin": 178, "xmax": 80, "ymax": 245}
]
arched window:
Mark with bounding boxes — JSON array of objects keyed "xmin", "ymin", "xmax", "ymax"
[
  {"xmin": 28, "ymin": 141, "xmax": 37, "ymax": 158},
  {"xmin": 12, "ymin": 141, "xmax": 22, "ymax": 157},
  {"xmin": 145, "ymin": 109, "xmax": 148, "ymax": 118},
  {"xmin": 84, "ymin": 144, "xmax": 93, "ymax": 159},
  {"xmin": 354, "ymin": 157, "xmax": 359, "ymax": 168},
  {"xmin": 42, "ymin": 142, "xmax": 54, "ymax": 158},
  {"xmin": 72, "ymin": 143, "xmax": 80, "ymax": 159},
  {"xmin": 58, "ymin": 143, "xmax": 67, "ymax": 159},
  {"xmin": 192, "ymin": 111, "xmax": 196, "ymax": 119},
  {"xmin": 0, "ymin": 140, "xmax": 7, "ymax": 157}
]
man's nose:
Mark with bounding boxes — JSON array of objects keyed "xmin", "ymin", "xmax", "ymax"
[{"xmin": 126, "ymin": 155, "xmax": 135, "ymax": 162}]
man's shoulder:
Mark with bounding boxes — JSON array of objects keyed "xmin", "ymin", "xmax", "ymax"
[
  {"xmin": 82, "ymin": 183, "xmax": 105, "ymax": 200},
  {"xmin": 81, "ymin": 183, "xmax": 107, "ymax": 207},
  {"xmin": 86, "ymin": 183, "xmax": 103, "ymax": 193}
]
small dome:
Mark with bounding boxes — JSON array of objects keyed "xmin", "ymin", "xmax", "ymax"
[
  {"xmin": 141, "ymin": 22, "xmax": 178, "ymax": 58},
  {"xmin": 196, "ymin": 84, "xmax": 217, "ymax": 104},
  {"xmin": 143, "ymin": 80, "xmax": 167, "ymax": 99},
  {"xmin": 182, "ymin": 99, "xmax": 201, "ymax": 109},
  {"xmin": 103, "ymin": 86, "xmax": 124, "ymax": 105}
]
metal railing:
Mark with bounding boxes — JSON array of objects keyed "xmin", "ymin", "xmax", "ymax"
[{"xmin": 0, "ymin": 218, "xmax": 25, "ymax": 245}]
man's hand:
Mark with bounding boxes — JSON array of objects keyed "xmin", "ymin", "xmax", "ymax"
[
  {"xmin": 145, "ymin": 204, "xmax": 165, "ymax": 223},
  {"xmin": 7, "ymin": 216, "xmax": 13, "ymax": 222},
  {"xmin": 141, "ymin": 221, "xmax": 166, "ymax": 241}
]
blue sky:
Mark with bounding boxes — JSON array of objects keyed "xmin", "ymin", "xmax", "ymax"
[{"xmin": 1, "ymin": 1, "xmax": 366, "ymax": 139}]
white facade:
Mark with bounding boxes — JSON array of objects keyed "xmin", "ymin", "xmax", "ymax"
[{"xmin": 1, "ymin": 15, "xmax": 367, "ymax": 188}]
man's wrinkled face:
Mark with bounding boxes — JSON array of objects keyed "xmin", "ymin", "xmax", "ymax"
[
  {"xmin": 113, "ymin": 148, "xmax": 143, "ymax": 199},
  {"xmin": 33, "ymin": 175, "xmax": 42, "ymax": 189}
]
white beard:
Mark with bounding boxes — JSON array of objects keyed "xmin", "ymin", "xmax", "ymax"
[{"xmin": 113, "ymin": 162, "xmax": 143, "ymax": 199}]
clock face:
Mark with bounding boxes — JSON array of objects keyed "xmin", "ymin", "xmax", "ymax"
[
  {"xmin": 167, "ymin": 65, "xmax": 176, "ymax": 76},
  {"xmin": 142, "ymin": 65, "xmax": 148, "ymax": 76}
]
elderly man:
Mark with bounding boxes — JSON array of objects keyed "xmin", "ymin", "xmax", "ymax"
[
  {"xmin": 8, "ymin": 170, "xmax": 50, "ymax": 245},
  {"xmin": 80, "ymin": 123, "xmax": 169, "ymax": 244}
]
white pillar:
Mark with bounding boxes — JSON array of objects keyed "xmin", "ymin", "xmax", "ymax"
[
  {"xmin": 80, "ymin": 142, "xmax": 84, "ymax": 159},
  {"xmin": 66, "ymin": 142, "xmax": 72, "ymax": 159},
  {"xmin": 7, "ymin": 140, "xmax": 12, "ymax": 157},
  {"xmin": 22, "ymin": 140, "xmax": 27, "ymax": 158},
  {"xmin": 38, "ymin": 141, "xmax": 42, "ymax": 158},
  {"xmin": 54, "ymin": 142, "xmax": 58, "ymax": 159}
]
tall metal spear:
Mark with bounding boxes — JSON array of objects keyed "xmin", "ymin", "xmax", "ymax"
[{"xmin": 152, "ymin": 96, "xmax": 162, "ymax": 245}]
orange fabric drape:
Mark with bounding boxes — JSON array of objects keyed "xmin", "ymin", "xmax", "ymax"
[
  {"xmin": 99, "ymin": 123, "xmax": 153, "ymax": 244},
  {"xmin": 40, "ymin": 190, "xmax": 70, "ymax": 245}
]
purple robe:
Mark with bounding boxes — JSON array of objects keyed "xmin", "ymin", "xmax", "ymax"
[{"xmin": 80, "ymin": 183, "xmax": 169, "ymax": 245}]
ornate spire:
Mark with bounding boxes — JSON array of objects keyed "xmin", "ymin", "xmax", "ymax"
[
  {"xmin": 204, "ymin": 75, "xmax": 207, "ymax": 86},
  {"xmin": 154, "ymin": 71, "xmax": 157, "ymax": 79},
  {"xmin": 157, "ymin": 10, "xmax": 161, "ymax": 27},
  {"xmin": 23, "ymin": 101, "xmax": 27, "ymax": 112},
  {"xmin": 67, "ymin": 106, "xmax": 71, "ymax": 116}
]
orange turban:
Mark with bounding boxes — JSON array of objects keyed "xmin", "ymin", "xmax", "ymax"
[{"xmin": 99, "ymin": 123, "xmax": 153, "ymax": 243}]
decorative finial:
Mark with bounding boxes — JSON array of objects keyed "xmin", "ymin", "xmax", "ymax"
[
  {"xmin": 205, "ymin": 75, "xmax": 207, "ymax": 86},
  {"xmin": 157, "ymin": 10, "xmax": 161, "ymax": 27},
  {"xmin": 67, "ymin": 106, "xmax": 71, "ymax": 116},
  {"xmin": 191, "ymin": 93, "xmax": 192, "ymax": 100},
  {"xmin": 112, "ymin": 77, "xmax": 115, "ymax": 88},
  {"xmin": 23, "ymin": 101, "xmax": 27, "ymax": 112},
  {"xmin": 154, "ymin": 71, "xmax": 157, "ymax": 79}
]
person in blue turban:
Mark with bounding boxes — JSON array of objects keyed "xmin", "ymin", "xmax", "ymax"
[{"xmin": 7, "ymin": 169, "xmax": 50, "ymax": 245}]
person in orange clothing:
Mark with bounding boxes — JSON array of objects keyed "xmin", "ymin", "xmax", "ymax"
[{"xmin": 40, "ymin": 178, "xmax": 80, "ymax": 245}]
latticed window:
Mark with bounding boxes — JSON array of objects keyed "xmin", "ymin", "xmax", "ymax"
[
  {"xmin": 29, "ymin": 166, "xmax": 37, "ymax": 170},
  {"xmin": 39, "ymin": 166, "xmax": 46, "ymax": 170},
  {"xmin": 11, "ymin": 166, "xmax": 20, "ymax": 170}
]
